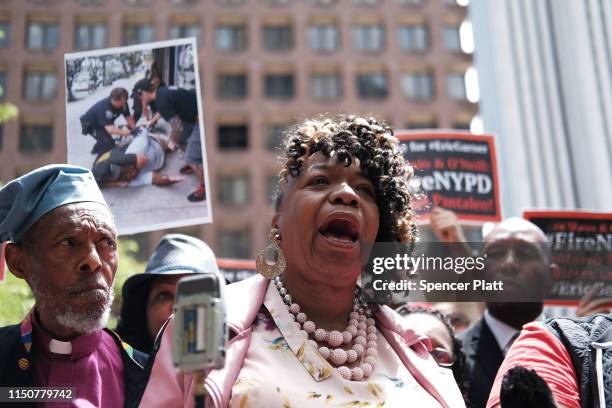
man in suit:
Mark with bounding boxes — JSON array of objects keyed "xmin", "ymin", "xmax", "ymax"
[{"xmin": 461, "ymin": 218, "xmax": 555, "ymax": 408}]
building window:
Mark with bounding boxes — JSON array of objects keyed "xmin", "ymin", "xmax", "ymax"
[
  {"xmin": 406, "ymin": 117, "xmax": 437, "ymax": 129},
  {"xmin": 216, "ymin": 0, "xmax": 245, "ymax": 5},
  {"xmin": 24, "ymin": 71, "xmax": 57, "ymax": 101},
  {"xmin": 400, "ymin": 72, "xmax": 433, "ymax": 100},
  {"xmin": 307, "ymin": 25, "xmax": 339, "ymax": 52},
  {"xmin": 216, "ymin": 73, "xmax": 247, "ymax": 99},
  {"xmin": 264, "ymin": 73, "xmax": 294, "ymax": 99},
  {"xmin": 0, "ymin": 21, "xmax": 10, "ymax": 48},
  {"xmin": 398, "ymin": 25, "xmax": 428, "ymax": 52},
  {"xmin": 218, "ymin": 175, "xmax": 250, "ymax": 205},
  {"xmin": 169, "ymin": 24, "xmax": 202, "ymax": 43},
  {"xmin": 353, "ymin": 0, "xmax": 378, "ymax": 5},
  {"xmin": 447, "ymin": 73, "xmax": 466, "ymax": 100},
  {"xmin": 123, "ymin": 24, "xmax": 155, "ymax": 45},
  {"xmin": 75, "ymin": 22, "xmax": 107, "ymax": 50},
  {"xmin": 264, "ymin": 123, "xmax": 288, "ymax": 150},
  {"xmin": 453, "ymin": 120, "xmax": 471, "ymax": 130},
  {"xmin": 78, "ymin": 0, "xmax": 107, "ymax": 4},
  {"xmin": 123, "ymin": 0, "xmax": 152, "ymax": 4},
  {"xmin": 216, "ymin": 24, "xmax": 247, "ymax": 52},
  {"xmin": 27, "ymin": 22, "xmax": 60, "ymax": 50},
  {"xmin": 352, "ymin": 24, "xmax": 384, "ymax": 51},
  {"xmin": 263, "ymin": 25, "xmax": 293, "ymax": 51},
  {"xmin": 308, "ymin": 0, "xmax": 337, "ymax": 5},
  {"xmin": 356, "ymin": 72, "xmax": 388, "ymax": 99},
  {"xmin": 218, "ymin": 124, "xmax": 248, "ymax": 149},
  {"xmin": 0, "ymin": 72, "xmax": 6, "ymax": 100},
  {"xmin": 311, "ymin": 73, "xmax": 342, "ymax": 101},
  {"xmin": 20, "ymin": 124, "xmax": 53, "ymax": 153},
  {"xmin": 443, "ymin": 25, "xmax": 461, "ymax": 51},
  {"xmin": 218, "ymin": 228, "xmax": 251, "ymax": 259},
  {"xmin": 266, "ymin": 174, "xmax": 278, "ymax": 203},
  {"xmin": 263, "ymin": 0, "xmax": 292, "ymax": 6},
  {"xmin": 397, "ymin": 0, "xmax": 422, "ymax": 4}
]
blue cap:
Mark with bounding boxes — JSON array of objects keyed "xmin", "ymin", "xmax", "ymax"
[{"xmin": 0, "ymin": 164, "xmax": 108, "ymax": 243}]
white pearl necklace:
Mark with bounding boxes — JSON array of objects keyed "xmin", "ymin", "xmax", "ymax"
[{"xmin": 273, "ymin": 277, "xmax": 378, "ymax": 381}]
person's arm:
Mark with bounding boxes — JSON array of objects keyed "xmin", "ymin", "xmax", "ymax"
[
  {"xmin": 147, "ymin": 112, "xmax": 161, "ymax": 128},
  {"xmin": 486, "ymin": 322, "xmax": 581, "ymax": 408},
  {"xmin": 125, "ymin": 115, "xmax": 136, "ymax": 130},
  {"xmin": 102, "ymin": 180, "xmax": 129, "ymax": 188},
  {"xmin": 104, "ymin": 124, "xmax": 131, "ymax": 137}
]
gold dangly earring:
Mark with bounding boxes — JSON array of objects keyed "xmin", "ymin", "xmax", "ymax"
[{"xmin": 256, "ymin": 229, "xmax": 286, "ymax": 279}]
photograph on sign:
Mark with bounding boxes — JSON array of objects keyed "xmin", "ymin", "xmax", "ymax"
[
  {"xmin": 64, "ymin": 38, "xmax": 212, "ymax": 234},
  {"xmin": 397, "ymin": 131, "xmax": 501, "ymax": 223},
  {"xmin": 524, "ymin": 210, "xmax": 611, "ymax": 304}
]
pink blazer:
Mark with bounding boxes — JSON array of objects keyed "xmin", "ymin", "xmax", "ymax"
[{"xmin": 139, "ymin": 275, "xmax": 465, "ymax": 407}]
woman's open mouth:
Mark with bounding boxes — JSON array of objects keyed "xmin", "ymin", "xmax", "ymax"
[{"xmin": 318, "ymin": 215, "xmax": 360, "ymax": 246}]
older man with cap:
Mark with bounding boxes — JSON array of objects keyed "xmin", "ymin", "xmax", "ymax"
[
  {"xmin": 116, "ymin": 233, "xmax": 218, "ymax": 353},
  {"xmin": 0, "ymin": 165, "xmax": 147, "ymax": 407}
]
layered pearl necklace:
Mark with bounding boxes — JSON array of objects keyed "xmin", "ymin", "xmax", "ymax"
[{"xmin": 273, "ymin": 277, "xmax": 378, "ymax": 381}]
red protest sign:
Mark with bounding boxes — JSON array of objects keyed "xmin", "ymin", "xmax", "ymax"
[
  {"xmin": 524, "ymin": 210, "xmax": 612, "ymax": 304},
  {"xmin": 397, "ymin": 131, "xmax": 501, "ymax": 223}
]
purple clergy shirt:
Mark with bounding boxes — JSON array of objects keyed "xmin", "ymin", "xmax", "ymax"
[{"xmin": 32, "ymin": 313, "xmax": 125, "ymax": 408}]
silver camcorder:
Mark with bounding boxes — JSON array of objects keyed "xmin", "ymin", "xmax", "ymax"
[{"xmin": 172, "ymin": 273, "xmax": 227, "ymax": 373}]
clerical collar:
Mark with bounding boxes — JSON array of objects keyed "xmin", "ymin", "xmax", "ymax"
[{"xmin": 32, "ymin": 311, "xmax": 103, "ymax": 359}]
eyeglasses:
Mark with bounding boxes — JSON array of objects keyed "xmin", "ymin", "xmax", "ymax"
[{"xmin": 430, "ymin": 347, "xmax": 456, "ymax": 367}]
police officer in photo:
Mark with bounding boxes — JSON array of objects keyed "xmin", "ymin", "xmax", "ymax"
[
  {"xmin": 133, "ymin": 79, "xmax": 206, "ymax": 202},
  {"xmin": 80, "ymin": 87, "xmax": 136, "ymax": 157}
]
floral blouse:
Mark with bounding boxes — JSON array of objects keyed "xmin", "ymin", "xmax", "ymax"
[{"xmin": 229, "ymin": 281, "xmax": 443, "ymax": 407}]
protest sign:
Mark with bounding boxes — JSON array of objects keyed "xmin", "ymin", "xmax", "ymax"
[
  {"xmin": 397, "ymin": 131, "xmax": 501, "ymax": 223},
  {"xmin": 524, "ymin": 210, "xmax": 612, "ymax": 304},
  {"xmin": 65, "ymin": 38, "xmax": 212, "ymax": 235}
]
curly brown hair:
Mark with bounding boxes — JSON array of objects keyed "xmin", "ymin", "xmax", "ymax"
[{"xmin": 273, "ymin": 114, "xmax": 418, "ymax": 244}]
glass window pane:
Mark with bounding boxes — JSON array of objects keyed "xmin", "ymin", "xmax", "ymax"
[
  {"xmin": 219, "ymin": 229, "xmax": 250, "ymax": 259},
  {"xmin": 218, "ymin": 124, "xmax": 248, "ymax": 149},
  {"xmin": 0, "ymin": 22, "xmax": 11, "ymax": 48},
  {"xmin": 443, "ymin": 26, "xmax": 461, "ymax": 50},
  {"xmin": 353, "ymin": 25, "xmax": 384, "ymax": 51},
  {"xmin": 264, "ymin": 74, "xmax": 294, "ymax": 98},
  {"xmin": 400, "ymin": 73, "xmax": 433, "ymax": 100},
  {"xmin": 76, "ymin": 25, "xmax": 90, "ymax": 49},
  {"xmin": 218, "ymin": 175, "xmax": 250, "ymax": 205},
  {"xmin": 311, "ymin": 73, "xmax": 341, "ymax": 100},
  {"xmin": 447, "ymin": 73, "xmax": 466, "ymax": 100},
  {"xmin": 217, "ymin": 74, "xmax": 247, "ymax": 98},
  {"xmin": 266, "ymin": 175, "xmax": 278, "ymax": 203},
  {"xmin": 20, "ymin": 125, "xmax": 53, "ymax": 153},
  {"xmin": 139, "ymin": 26, "xmax": 155, "ymax": 43},
  {"xmin": 28, "ymin": 23, "xmax": 43, "ymax": 49},
  {"xmin": 0, "ymin": 72, "xmax": 7, "ymax": 100},
  {"xmin": 356, "ymin": 73, "xmax": 388, "ymax": 99},
  {"xmin": 216, "ymin": 26, "xmax": 245, "ymax": 51},
  {"xmin": 46, "ymin": 25, "xmax": 60, "ymax": 49},
  {"xmin": 265, "ymin": 124, "xmax": 287, "ymax": 150},
  {"xmin": 25, "ymin": 73, "xmax": 41, "ymax": 100},
  {"xmin": 41, "ymin": 73, "xmax": 56, "ymax": 99},
  {"xmin": 308, "ymin": 25, "xmax": 339, "ymax": 51},
  {"xmin": 93, "ymin": 24, "xmax": 107, "ymax": 48},
  {"xmin": 398, "ymin": 25, "xmax": 428, "ymax": 51},
  {"xmin": 263, "ymin": 26, "xmax": 292, "ymax": 50}
]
